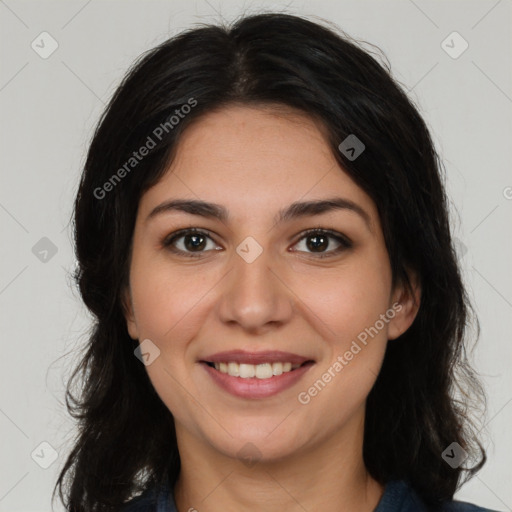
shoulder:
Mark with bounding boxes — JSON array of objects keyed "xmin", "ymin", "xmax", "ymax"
[
  {"xmin": 378, "ymin": 480, "xmax": 501, "ymax": 512},
  {"xmin": 120, "ymin": 486, "xmax": 158, "ymax": 511},
  {"xmin": 120, "ymin": 482, "xmax": 174, "ymax": 512},
  {"xmin": 119, "ymin": 480, "xmax": 176, "ymax": 512}
]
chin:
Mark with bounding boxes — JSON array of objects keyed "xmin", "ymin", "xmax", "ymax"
[{"xmin": 206, "ymin": 421, "xmax": 308, "ymax": 464}]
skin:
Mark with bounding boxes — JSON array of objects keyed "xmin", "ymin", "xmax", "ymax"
[{"xmin": 123, "ymin": 104, "xmax": 421, "ymax": 512}]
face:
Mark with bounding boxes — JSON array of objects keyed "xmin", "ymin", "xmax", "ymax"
[{"xmin": 124, "ymin": 105, "xmax": 419, "ymax": 463}]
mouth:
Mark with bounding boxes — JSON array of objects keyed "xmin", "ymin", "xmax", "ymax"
[
  {"xmin": 199, "ymin": 352, "xmax": 316, "ymax": 399},
  {"xmin": 201, "ymin": 360, "xmax": 315, "ymax": 379}
]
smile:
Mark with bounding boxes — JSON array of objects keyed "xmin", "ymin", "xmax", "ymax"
[
  {"xmin": 201, "ymin": 360, "xmax": 315, "ymax": 399},
  {"xmin": 208, "ymin": 361, "xmax": 302, "ymax": 379}
]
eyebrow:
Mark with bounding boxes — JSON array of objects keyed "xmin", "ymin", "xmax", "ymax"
[{"xmin": 146, "ymin": 197, "xmax": 372, "ymax": 232}]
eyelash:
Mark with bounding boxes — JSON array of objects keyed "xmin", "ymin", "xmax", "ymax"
[{"xmin": 162, "ymin": 228, "xmax": 353, "ymax": 259}]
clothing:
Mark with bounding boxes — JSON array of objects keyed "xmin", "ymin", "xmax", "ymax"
[{"xmin": 121, "ymin": 479, "xmax": 500, "ymax": 511}]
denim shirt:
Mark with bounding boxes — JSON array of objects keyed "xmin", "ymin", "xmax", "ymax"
[{"xmin": 121, "ymin": 479, "xmax": 501, "ymax": 512}]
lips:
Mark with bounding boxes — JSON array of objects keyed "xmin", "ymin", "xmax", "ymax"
[{"xmin": 199, "ymin": 350, "xmax": 315, "ymax": 399}]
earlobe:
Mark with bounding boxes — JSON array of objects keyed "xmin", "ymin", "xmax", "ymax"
[
  {"xmin": 121, "ymin": 287, "xmax": 139, "ymax": 340},
  {"xmin": 387, "ymin": 272, "xmax": 421, "ymax": 341}
]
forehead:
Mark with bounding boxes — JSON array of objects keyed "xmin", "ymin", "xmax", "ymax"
[
  {"xmin": 138, "ymin": 105, "xmax": 378, "ymax": 225},
  {"xmin": 170, "ymin": 103, "xmax": 334, "ymax": 178}
]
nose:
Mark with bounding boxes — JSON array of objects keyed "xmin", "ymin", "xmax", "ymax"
[{"xmin": 217, "ymin": 246, "xmax": 294, "ymax": 333}]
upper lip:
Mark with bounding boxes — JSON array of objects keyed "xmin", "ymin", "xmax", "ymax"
[{"xmin": 201, "ymin": 350, "xmax": 314, "ymax": 365}]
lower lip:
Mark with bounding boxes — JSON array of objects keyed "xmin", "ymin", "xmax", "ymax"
[{"xmin": 201, "ymin": 362, "xmax": 314, "ymax": 399}]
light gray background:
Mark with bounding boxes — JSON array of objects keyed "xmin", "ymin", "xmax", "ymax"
[{"xmin": 0, "ymin": 1, "xmax": 511, "ymax": 511}]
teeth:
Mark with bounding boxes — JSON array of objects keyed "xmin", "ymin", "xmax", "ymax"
[
  {"xmin": 212, "ymin": 361, "xmax": 301, "ymax": 379},
  {"xmin": 228, "ymin": 362, "xmax": 239, "ymax": 377},
  {"xmin": 255, "ymin": 363, "xmax": 273, "ymax": 379},
  {"xmin": 272, "ymin": 362, "xmax": 283, "ymax": 376},
  {"xmin": 239, "ymin": 363, "xmax": 255, "ymax": 378}
]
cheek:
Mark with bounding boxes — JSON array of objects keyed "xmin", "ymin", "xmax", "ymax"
[
  {"xmin": 129, "ymin": 256, "xmax": 209, "ymax": 422},
  {"xmin": 129, "ymin": 255, "xmax": 210, "ymax": 342},
  {"xmin": 292, "ymin": 254, "xmax": 392, "ymax": 343},
  {"xmin": 294, "ymin": 264, "xmax": 391, "ymax": 416}
]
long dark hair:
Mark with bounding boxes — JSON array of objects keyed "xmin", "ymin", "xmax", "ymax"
[{"xmin": 54, "ymin": 12, "xmax": 488, "ymax": 511}]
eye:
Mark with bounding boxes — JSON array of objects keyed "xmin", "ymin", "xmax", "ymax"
[
  {"xmin": 291, "ymin": 228, "xmax": 352, "ymax": 258},
  {"xmin": 162, "ymin": 228, "xmax": 221, "ymax": 258},
  {"xmin": 162, "ymin": 227, "xmax": 352, "ymax": 259}
]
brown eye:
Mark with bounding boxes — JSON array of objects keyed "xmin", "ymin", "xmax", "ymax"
[
  {"xmin": 305, "ymin": 233, "xmax": 329, "ymax": 252},
  {"xmin": 292, "ymin": 229, "xmax": 352, "ymax": 258},
  {"xmin": 182, "ymin": 233, "xmax": 207, "ymax": 251},
  {"xmin": 163, "ymin": 229, "xmax": 220, "ymax": 257}
]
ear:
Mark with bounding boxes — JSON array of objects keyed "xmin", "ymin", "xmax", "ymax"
[
  {"xmin": 387, "ymin": 270, "xmax": 421, "ymax": 340},
  {"xmin": 121, "ymin": 286, "xmax": 139, "ymax": 340}
]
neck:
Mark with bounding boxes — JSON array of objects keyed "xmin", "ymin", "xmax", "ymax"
[{"xmin": 173, "ymin": 409, "xmax": 384, "ymax": 512}]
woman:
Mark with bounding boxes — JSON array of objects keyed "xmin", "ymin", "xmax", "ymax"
[{"xmin": 54, "ymin": 12, "xmax": 499, "ymax": 512}]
